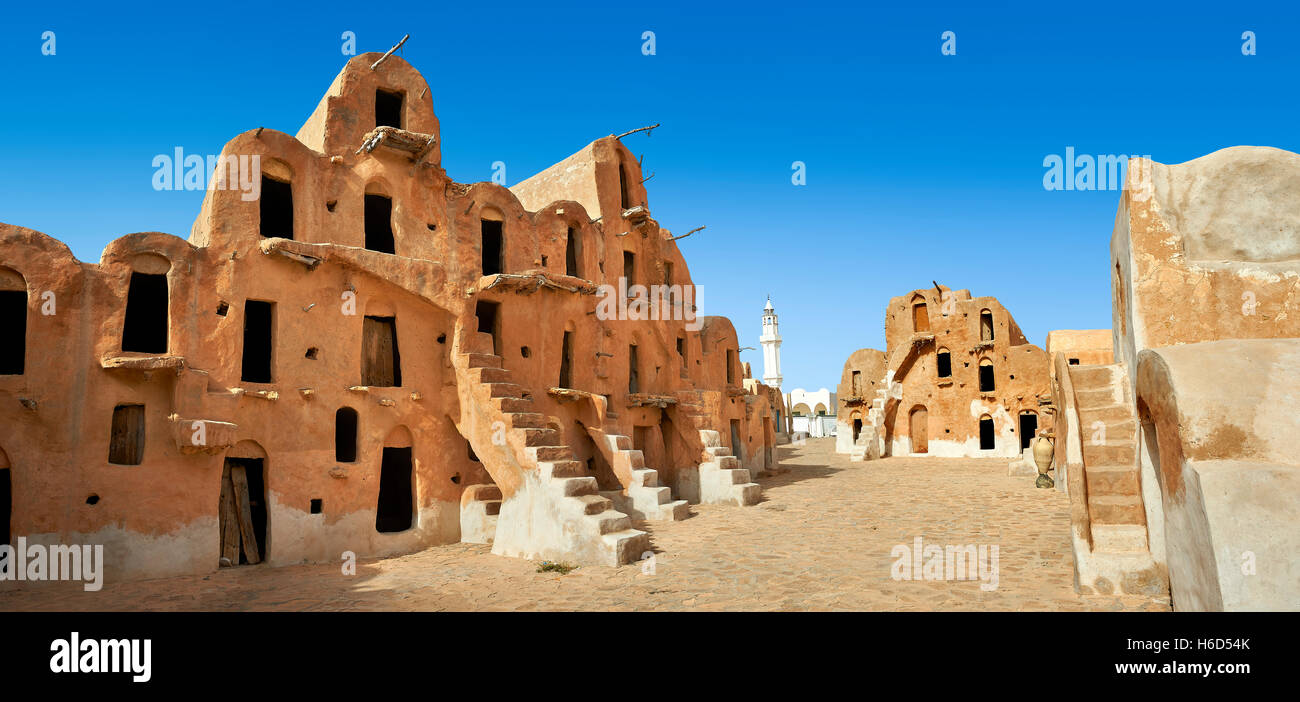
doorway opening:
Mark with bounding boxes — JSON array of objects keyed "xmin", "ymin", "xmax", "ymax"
[
  {"xmin": 979, "ymin": 360, "xmax": 995, "ymax": 392},
  {"xmin": 481, "ymin": 219, "xmax": 503, "ymax": 275},
  {"xmin": 335, "ymin": 407, "xmax": 358, "ymax": 462},
  {"xmin": 565, "ymin": 226, "xmax": 581, "ymax": 278},
  {"xmin": 108, "ymin": 404, "xmax": 146, "ymax": 465},
  {"xmin": 241, "ymin": 300, "xmax": 273, "ymax": 383},
  {"xmin": 980, "ymin": 310, "xmax": 994, "ymax": 341},
  {"xmin": 375, "ymin": 89, "xmax": 404, "ymax": 128},
  {"xmin": 1019, "ymin": 413, "xmax": 1038, "ymax": 450},
  {"xmin": 361, "ymin": 316, "xmax": 401, "ymax": 387},
  {"xmin": 0, "ymin": 289, "xmax": 25, "ymax": 374},
  {"xmin": 364, "ymin": 194, "xmax": 396, "ymax": 254},
  {"xmin": 729, "ymin": 418, "xmax": 743, "ymax": 462},
  {"xmin": 376, "ymin": 447, "xmax": 413, "ymax": 533},
  {"xmin": 260, "ymin": 176, "xmax": 293, "ymax": 239},
  {"xmin": 475, "ymin": 300, "xmax": 500, "ymax": 355},
  {"xmin": 909, "ymin": 406, "xmax": 928, "ymax": 453},
  {"xmin": 912, "ymin": 302, "xmax": 929, "ymax": 332},
  {"xmin": 558, "ymin": 330, "xmax": 574, "ymax": 388},
  {"xmin": 852, "ymin": 418, "xmax": 863, "ymax": 443},
  {"xmin": 122, "ymin": 272, "xmax": 168, "ymax": 353},
  {"xmin": 219, "ymin": 457, "xmax": 267, "ymax": 565},
  {"xmin": 979, "ymin": 416, "xmax": 995, "ymax": 450}
]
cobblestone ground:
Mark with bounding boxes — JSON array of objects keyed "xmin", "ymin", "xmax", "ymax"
[{"xmin": 0, "ymin": 438, "xmax": 1170, "ymax": 612}]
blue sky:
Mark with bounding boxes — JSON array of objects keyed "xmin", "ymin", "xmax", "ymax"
[{"xmin": 1, "ymin": 1, "xmax": 1297, "ymax": 392}]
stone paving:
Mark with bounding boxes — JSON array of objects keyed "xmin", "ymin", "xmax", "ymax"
[{"xmin": 0, "ymin": 438, "xmax": 1170, "ymax": 611}]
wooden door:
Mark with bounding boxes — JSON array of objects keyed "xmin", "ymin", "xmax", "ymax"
[
  {"xmin": 910, "ymin": 407, "xmax": 928, "ymax": 454},
  {"xmin": 362, "ymin": 316, "xmax": 400, "ymax": 387},
  {"xmin": 219, "ymin": 460, "xmax": 262, "ymax": 565}
]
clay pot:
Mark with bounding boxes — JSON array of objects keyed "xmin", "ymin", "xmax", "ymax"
[{"xmin": 1032, "ymin": 436, "xmax": 1053, "ymax": 475}]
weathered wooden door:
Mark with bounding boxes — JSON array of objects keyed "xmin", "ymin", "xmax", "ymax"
[
  {"xmin": 910, "ymin": 407, "xmax": 928, "ymax": 454},
  {"xmin": 912, "ymin": 303, "xmax": 929, "ymax": 332},
  {"xmin": 219, "ymin": 459, "xmax": 265, "ymax": 565},
  {"xmin": 362, "ymin": 316, "xmax": 400, "ymax": 387}
]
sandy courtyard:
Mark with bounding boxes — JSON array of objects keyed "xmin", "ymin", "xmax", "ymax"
[{"xmin": 0, "ymin": 438, "xmax": 1170, "ymax": 612}]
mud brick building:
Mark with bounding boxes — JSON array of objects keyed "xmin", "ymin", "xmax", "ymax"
[{"xmin": 0, "ymin": 54, "xmax": 775, "ymax": 582}]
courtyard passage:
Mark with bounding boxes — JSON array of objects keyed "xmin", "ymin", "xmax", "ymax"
[{"xmin": 0, "ymin": 438, "xmax": 1170, "ymax": 612}]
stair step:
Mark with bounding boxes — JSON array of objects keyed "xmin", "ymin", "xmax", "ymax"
[
  {"xmin": 615, "ymin": 450, "xmax": 645, "ymax": 470},
  {"xmin": 592, "ymin": 511, "xmax": 632, "ymax": 534},
  {"xmin": 486, "ymin": 382, "xmax": 525, "ymax": 399},
  {"xmin": 556, "ymin": 476, "xmax": 598, "ymax": 496},
  {"xmin": 631, "ymin": 468, "xmax": 659, "ymax": 487},
  {"xmin": 493, "ymin": 397, "xmax": 533, "ymax": 413},
  {"xmin": 705, "ymin": 445, "xmax": 730, "ymax": 456},
  {"xmin": 714, "ymin": 455, "xmax": 740, "ymax": 470},
  {"xmin": 608, "ymin": 434, "xmax": 632, "ymax": 450},
  {"xmin": 471, "ymin": 366, "xmax": 512, "ymax": 384},
  {"xmin": 1082, "ymin": 443, "xmax": 1136, "ymax": 466},
  {"xmin": 1085, "ymin": 464, "xmax": 1141, "ymax": 496},
  {"xmin": 720, "ymin": 467, "xmax": 752, "ymax": 484},
  {"xmin": 483, "ymin": 499, "xmax": 501, "ymax": 516},
  {"xmin": 464, "ymin": 353, "xmax": 502, "ymax": 369},
  {"xmin": 1069, "ymin": 364, "xmax": 1118, "ymax": 385},
  {"xmin": 516, "ymin": 427, "xmax": 560, "ymax": 446},
  {"xmin": 576, "ymin": 494, "xmax": 612, "ymax": 515},
  {"xmin": 527, "ymin": 445, "xmax": 574, "ymax": 462},
  {"xmin": 1089, "ymin": 495, "xmax": 1146, "ymax": 526},
  {"xmin": 466, "ymin": 484, "xmax": 502, "ymax": 502},
  {"xmin": 505, "ymin": 412, "xmax": 547, "ymax": 428}
]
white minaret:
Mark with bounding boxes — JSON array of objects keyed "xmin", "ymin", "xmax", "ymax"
[{"xmin": 760, "ymin": 296, "xmax": 782, "ymax": 389}]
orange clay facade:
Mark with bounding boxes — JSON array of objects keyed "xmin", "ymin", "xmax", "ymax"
[
  {"xmin": 0, "ymin": 54, "xmax": 775, "ymax": 582},
  {"xmin": 836, "ymin": 286, "xmax": 1051, "ymax": 460}
]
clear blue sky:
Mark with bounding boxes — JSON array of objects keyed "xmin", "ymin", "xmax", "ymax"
[{"xmin": 2, "ymin": 1, "xmax": 1296, "ymax": 392}]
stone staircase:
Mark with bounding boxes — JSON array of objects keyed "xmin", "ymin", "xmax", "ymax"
[
  {"xmin": 455, "ymin": 328, "xmax": 648, "ymax": 565},
  {"xmin": 697, "ymin": 429, "xmax": 762, "ymax": 506},
  {"xmin": 459, "ymin": 483, "xmax": 501, "ymax": 544},
  {"xmin": 849, "ymin": 383, "xmax": 891, "ymax": 461},
  {"xmin": 1068, "ymin": 363, "xmax": 1147, "ymax": 553},
  {"xmin": 595, "ymin": 432, "xmax": 690, "ymax": 521}
]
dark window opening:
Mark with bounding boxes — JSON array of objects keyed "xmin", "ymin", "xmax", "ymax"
[
  {"xmin": 108, "ymin": 404, "xmax": 145, "ymax": 465},
  {"xmin": 1068, "ymin": 358, "xmax": 1080, "ymax": 365},
  {"xmin": 729, "ymin": 419, "xmax": 743, "ymax": 461},
  {"xmin": 260, "ymin": 176, "xmax": 293, "ymax": 240},
  {"xmin": 520, "ymin": 346, "xmax": 530, "ymax": 358},
  {"xmin": 121, "ymin": 272, "xmax": 168, "ymax": 353},
  {"xmin": 937, "ymin": 351, "xmax": 952, "ymax": 378},
  {"xmin": 558, "ymin": 331, "xmax": 574, "ymax": 389},
  {"xmin": 310, "ymin": 498, "xmax": 322, "ymax": 514},
  {"xmin": 219, "ymin": 457, "xmax": 267, "ymax": 565},
  {"xmin": 629, "ymin": 343, "xmax": 639, "ymax": 395},
  {"xmin": 677, "ymin": 336, "xmax": 686, "ymax": 371},
  {"xmin": 364, "ymin": 194, "xmax": 396, "ymax": 254},
  {"xmin": 85, "ymin": 494, "xmax": 98, "ymax": 505},
  {"xmin": 305, "ymin": 347, "xmax": 319, "ymax": 359},
  {"xmin": 335, "ymin": 407, "xmax": 358, "ymax": 462},
  {"xmin": 0, "ymin": 290, "xmax": 26, "ymax": 374},
  {"xmin": 622, "ymin": 251, "xmax": 635, "ymax": 287},
  {"xmin": 1, "ymin": 467, "xmax": 10, "ymax": 545},
  {"xmin": 216, "ymin": 301, "xmax": 229, "ymax": 316},
  {"xmin": 376, "ymin": 447, "xmax": 413, "ymax": 533},
  {"xmin": 1019, "ymin": 413, "xmax": 1038, "ymax": 451},
  {"xmin": 979, "ymin": 363, "xmax": 995, "ymax": 392},
  {"xmin": 852, "ymin": 419, "xmax": 862, "ymax": 442},
  {"xmin": 241, "ymin": 300, "xmax": 274, "ymax": 383},
  {"xmin": 980, "ymin": 310, "xmax": 994, "ymax": 341},
  {"xmin": 361, "ymin": 316, "xmax": 401, "ymax": 387},
  {"xmin": 375, "ymin": 89, "xmax": 404, "ymax": 129},
  {"xmin": 979, "ymin": 417, "xmax": 995, "ymax": 450},
  {"xmin": 726, "ymin": 349, "xmax": 736, "ymax": 384},
  {"xmin": 481, "ymin": 219, "xmax": 503, "ymax": 276},
  {"xmin": 565, "ymin": 227, "xmax": 580, "ymax": 277},
  {"xmin": 619, "ymin": 162, "xmax": 631, "ymax": 209},
  {"xmin": 475, "ymin": 301, "xmax": 500, "ymax": 355}
]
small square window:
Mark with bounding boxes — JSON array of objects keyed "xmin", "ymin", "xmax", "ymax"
[{"xmin": 310, "ymin": 499, "xmax": 323, "ymax": 514}]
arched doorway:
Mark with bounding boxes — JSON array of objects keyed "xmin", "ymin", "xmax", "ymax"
[
  {"xmin": 220, "ymin": 440, "xmax": 268, "ymax": 566},
  {"xmin": 909, "ymin": 406, "xmax": 928, "ymax": 454},
  {"xmin": 979, "ymin": 415, "xmax": 996, "ymax": 451}
]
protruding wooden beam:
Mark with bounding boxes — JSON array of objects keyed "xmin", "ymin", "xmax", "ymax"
[{"xmin": 371, "ymin": 34, "xmax": 410, "ymax": 70}]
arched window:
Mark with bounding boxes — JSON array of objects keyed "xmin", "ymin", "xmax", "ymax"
[
  {"xmin": 122, "ymin": 271, "xmax": 168, "ymax": 353},
  {"xmin": 978, "ymin": 358, "xmax": 995, "ymax": 392},
  {"xmin": 565, "ymin": 225, "xmax": 581, "ymax": 278},
  {"xmin": 364, "ymin": 190, "xmax": 395, "ymax": 254},
  {"xmin": 980, "ymin": 309, "xmax": 994, "ymax": 341},
  {"xmin": 979, "ymin": 414, "xmax": 995, "ymax": 450},
  {"xmin": 936, "ymin": 348, "xmax": 952, "ymax": 378}
]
